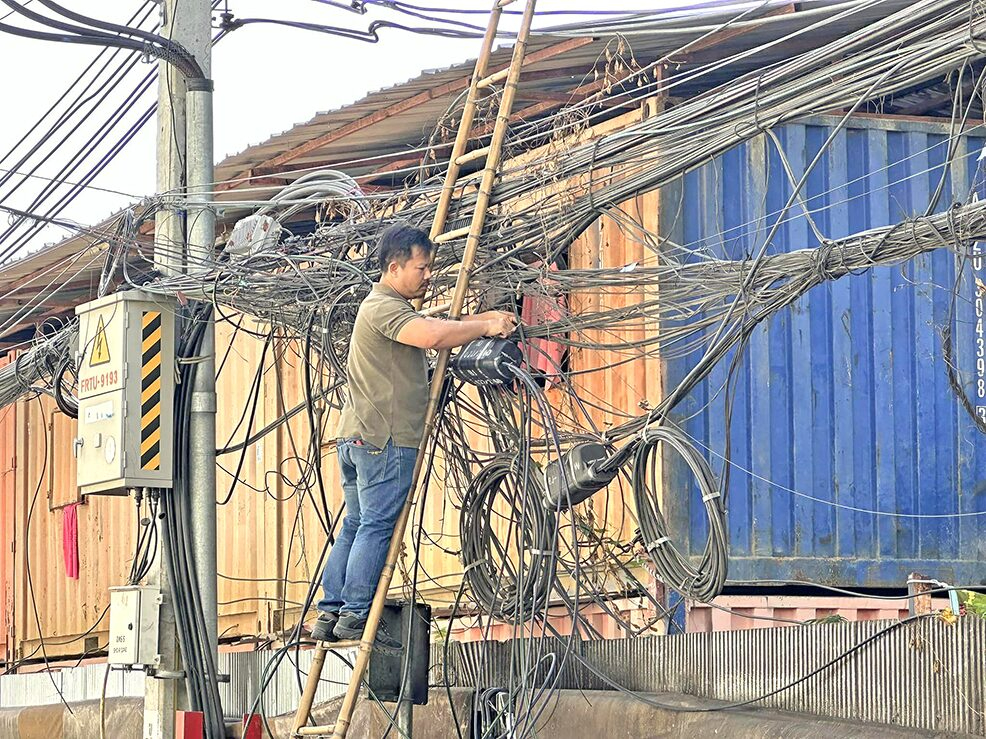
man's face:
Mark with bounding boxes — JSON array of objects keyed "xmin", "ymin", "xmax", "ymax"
[{"xmin": 388, "ymin": 245, "xmax": 432, "ymax": 300}]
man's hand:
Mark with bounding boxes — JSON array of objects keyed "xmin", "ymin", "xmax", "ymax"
[
  {"xmin": 482, "ymin": 311, "xmax": 517, "ymax": 339},
  {"xmin": 398, "ymin": 311, "xmax": 518, "ymax": 350}
]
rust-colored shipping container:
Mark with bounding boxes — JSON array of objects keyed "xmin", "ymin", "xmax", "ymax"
[
  {"xmin": 0, "ymin": 103, "xmax": 699, "ymax": 659},
  {"xmin": 11, "ymin": 386, "xmax": 136, "ymax": 662},
  {"xmin": 0, "ymin": 322, "xmax": 292, "ymax": 660}
]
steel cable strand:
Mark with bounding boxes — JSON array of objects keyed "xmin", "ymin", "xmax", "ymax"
[{"xmin": 0, "ymin": 0, "xmax": 203, "ymax": 77}]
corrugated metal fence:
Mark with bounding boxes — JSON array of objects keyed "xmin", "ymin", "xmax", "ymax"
[
  {"xmin": 1, "ymin": 619, "xmax": 983, "ymax": 735},
  {"xmin": 439, "ymin": 617, "xmax": 986, "ymax": 736},
  {"xmin": 0, "ymin": 663, "xmax": 144, "ymax": 709},
  {"xmin": 217, "ymin": 646, "xmax": 355, "ymax": 719}
]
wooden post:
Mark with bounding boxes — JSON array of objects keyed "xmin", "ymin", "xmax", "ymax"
[{"xmin": 907, "ymin": 572, "xmax": 934, "ymax": 616}]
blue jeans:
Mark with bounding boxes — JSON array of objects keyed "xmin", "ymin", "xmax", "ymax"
[{"xmin": 318, "ymin": 438, "xmax": 418, "ymax": 619}]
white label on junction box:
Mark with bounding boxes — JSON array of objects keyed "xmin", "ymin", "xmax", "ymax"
[{"xmin": 84, "ymin": 400, "xmax": 115, "ymax": 424}]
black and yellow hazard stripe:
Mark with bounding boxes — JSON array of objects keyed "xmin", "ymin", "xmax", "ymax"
[{"xmin": 140, "ymin": 311, "xmax": 162, "ymax": 471}]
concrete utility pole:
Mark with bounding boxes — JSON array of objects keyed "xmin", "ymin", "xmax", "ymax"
[
  {"xmin": 185, "ymin": 71, "xmax": 219, "ymax": 661},
  {"xmin": 146, "ymin": 1, "xmax": 216, "ymax": 737}
]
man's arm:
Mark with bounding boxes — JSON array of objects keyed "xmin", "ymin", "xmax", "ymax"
[{"xmin": 397, "ymin": 312, "xmax": 516, "ymax": 350}]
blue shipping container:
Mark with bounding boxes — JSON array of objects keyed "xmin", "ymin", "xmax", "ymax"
[{"xmin": 661, "ymin": 114, "xmax": 986, "ymax": 588}]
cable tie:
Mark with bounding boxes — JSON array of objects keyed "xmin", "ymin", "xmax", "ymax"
[
  {"xmin": 644, "ymin": 536, "xmax": 670, "ymax": 550},
  {"xmin": 702, "ymin": 491, "xmax": 721, "ymax": 503},
  {"xmin": 529, "ymin": 549, "xmax": 553, "ymax": 556}
]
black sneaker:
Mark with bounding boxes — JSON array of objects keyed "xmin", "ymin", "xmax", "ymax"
[
  {"xmin": 310, "ymin": 611, "xmax": 339, "ymax": 642},
  {"xmin": 333, "ymin": 612, "xmax": 402, "ymax": 655}
]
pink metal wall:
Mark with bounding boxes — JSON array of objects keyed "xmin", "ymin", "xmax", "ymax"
[{"xmin": 684, "ymin": 595, "xmax": 950, "ymax": 632}]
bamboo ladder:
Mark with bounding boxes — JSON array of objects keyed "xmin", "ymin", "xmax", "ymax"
[{"xmin": 290, "ymin": 1, "xmax": 537, "ymax": 736}]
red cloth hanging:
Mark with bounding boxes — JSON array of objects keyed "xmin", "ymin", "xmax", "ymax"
[{"xmin": 62, "ymin": 503, "xmax": 80, "ymax": 579}]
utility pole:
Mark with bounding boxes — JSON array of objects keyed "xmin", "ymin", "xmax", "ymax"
[
  {"xmin": 185, "ymin": 68, "xmax": 219, "ymax": 662},
  {"xmin": 146, "ymin": 1, "xmax": 216, "ymax": 737}
]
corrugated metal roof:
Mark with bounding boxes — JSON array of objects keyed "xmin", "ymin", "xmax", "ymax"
[{"xmin": 210, "ymin": 0, "xmax": 923, "ymax": 185}]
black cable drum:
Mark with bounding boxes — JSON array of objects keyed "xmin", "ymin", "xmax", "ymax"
[
  {"xmin": 632, "ymin": 424, "xmax": 728, "ymax": 603},
  {"xmin": 459, "ymin": 454, "xmax": 557, "ymax": 624}
]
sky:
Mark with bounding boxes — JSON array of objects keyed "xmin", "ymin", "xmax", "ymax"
[{"xmin": 0, "ymin": 0, "xmax": 688, "ymax": 255}]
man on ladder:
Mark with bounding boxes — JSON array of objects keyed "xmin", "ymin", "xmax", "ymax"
[{"xmin": 310, "ymin": 222, "xmax": 516, "ymax": 650}]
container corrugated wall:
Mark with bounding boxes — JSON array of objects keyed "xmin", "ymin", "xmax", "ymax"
[
  {"xmin": 568, "ymin": 188, "xmax": 663, "ymax": 545},
  {"xmin": 12, "ymin": 389, "xmax": 135, "ymax": 657},
  {"xmin": 214, "ymin": 319, "xmax": 277, "ymax": 640},
  {"xmin": 661, "ymin": 115, "xmax": 986, "ymax": 587}
]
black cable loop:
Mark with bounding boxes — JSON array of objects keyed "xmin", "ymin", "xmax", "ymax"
[
  {"xmin": 632, "ymin": 422, "xmax": 727, "ymax": 603},
  {"xmin": 459, "ymin": 453, "xmax": 557, "ymax": 624}
]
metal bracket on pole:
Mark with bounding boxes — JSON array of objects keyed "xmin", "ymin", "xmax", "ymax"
[{"xmin": 151, "ymin": 0, "xmax": 167, "ymax": 26}]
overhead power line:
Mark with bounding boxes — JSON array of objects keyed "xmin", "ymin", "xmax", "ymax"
[{"xmin": 0, "ymin": 0, "xmax": 204, "ymax": 77}]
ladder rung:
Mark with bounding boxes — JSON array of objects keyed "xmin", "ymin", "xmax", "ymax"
[
  {"xmin": 434, "ymin": 226, "xmax": 470, "ymax": 244},
  {"xmin": 419, "ymin": 301, "xmax": 451, "ymax": 318},
  {"xmin": 454, "ymin": 146, "xmax": 491, "ymax": 166},
  {"xmin": 317, "ymin": 639, "xmax": 362, "ymax": 650},
  {"xmin": 477, "ymin": 68, "xmax": 509, "ymax": 89},
  {"xmin": 296, "ymin": 725, "xmax": 334, "ymax": 737}
]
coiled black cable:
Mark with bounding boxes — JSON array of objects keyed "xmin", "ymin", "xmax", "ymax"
[
  {"xmin": 631, "ymin": 424, "xmax": 727, "ymax": 603},
  {"xmin": 459, "ymin": 454, "xmax": 556, "ymax": 625}
]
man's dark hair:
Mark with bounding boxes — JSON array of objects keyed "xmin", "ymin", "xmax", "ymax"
[{"xmin": 378, "ymin": 223, "xmax": 433, "ymax": 272}]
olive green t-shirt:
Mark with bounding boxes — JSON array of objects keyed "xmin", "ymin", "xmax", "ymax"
[{"xmin": 335, "ymin": 283, "xmax": 428, "ymax": 449}]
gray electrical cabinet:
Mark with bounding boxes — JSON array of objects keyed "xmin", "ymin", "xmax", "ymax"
[
  {"xmin": 75, "ymin": 290, "xmax": 176, "ymax": 495},
  {"xmin": 108, "ymin": 585, "xmax": 161, "ymax": 666}
]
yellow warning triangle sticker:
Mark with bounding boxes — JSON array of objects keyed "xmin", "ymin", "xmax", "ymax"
[{"xmin": 89, "ymin": 315, "xmax": 111, "ymax": 367}]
